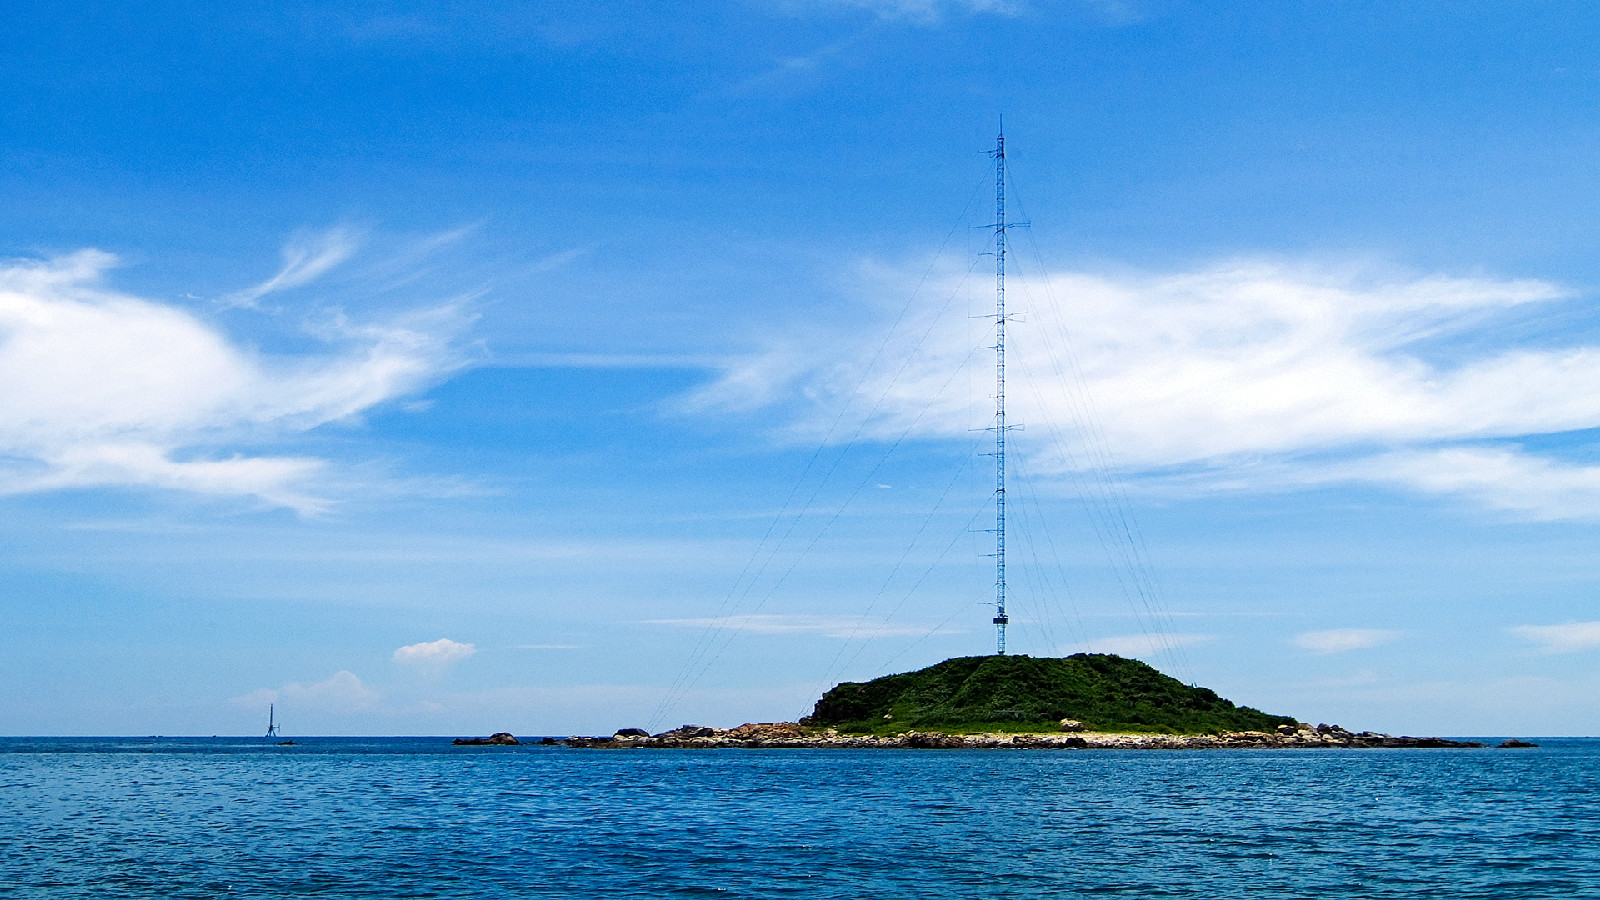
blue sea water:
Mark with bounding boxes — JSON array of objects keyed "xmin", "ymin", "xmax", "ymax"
[{"xmin": 2, "ymin": 737, "xmax": 1597, "ymax": 898}]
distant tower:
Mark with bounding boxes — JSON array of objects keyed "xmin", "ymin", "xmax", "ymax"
[
  {"xmin": 266, "ymin": 703, "xmax": 280, "ymax": 738},
  {"xmin": 990, "ymin": 123, "xmax": 1012, "ymax": 656}
]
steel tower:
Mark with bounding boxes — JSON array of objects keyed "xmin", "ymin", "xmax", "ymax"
[{"xmin": 991, "ymin": 124, "xmax": 1012, "ymax": 656}]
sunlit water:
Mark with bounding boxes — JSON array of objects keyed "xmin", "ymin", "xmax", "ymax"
[{"xmin": 3, "ymin": 737, "xmax": 1596, "ymax": 898}]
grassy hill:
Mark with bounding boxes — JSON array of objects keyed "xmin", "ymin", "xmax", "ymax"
[{"xmin": 804, "ymin": 653, "xmax": 1296, "ymax": 735}]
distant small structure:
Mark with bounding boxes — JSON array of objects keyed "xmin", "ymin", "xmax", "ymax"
[{"xmin": 266, "ymin": 704, "xmax": 280, "ymax": 738}]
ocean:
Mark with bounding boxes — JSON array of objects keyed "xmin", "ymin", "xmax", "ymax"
[{"xmin": 3, "ymin": 737, "xmax": 1597, "ymax": 898}]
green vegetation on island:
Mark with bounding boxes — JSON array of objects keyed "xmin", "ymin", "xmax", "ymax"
[{"xmin": 803, "ymin": 653, "xmax": 1296, "ymax": 735}]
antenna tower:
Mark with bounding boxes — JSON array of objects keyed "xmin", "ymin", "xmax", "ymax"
[
  {"xmin": 266, "ymin": 703, "xmax": 279, "ymax": 738},
  {"xmin": 991, "ymin": 123, "xmax": 1011, "ymax": 656}
]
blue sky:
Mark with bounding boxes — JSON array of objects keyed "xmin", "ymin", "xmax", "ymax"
[{"xmin": 5, "ymin": 0, "xmax": 1600, "ymax": 736}]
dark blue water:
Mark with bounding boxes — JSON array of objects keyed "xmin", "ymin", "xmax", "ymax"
[{"xmin": 3, "ymin": 737, "xmax": 1596, "ymax": 898}]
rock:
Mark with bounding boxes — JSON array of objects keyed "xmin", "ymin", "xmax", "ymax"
[
  {"xmin": 653, "ymin": 724, "xmax": 716, "ymax": 739},
  {"xmin": 1498, "ymin": 739, "xmax": 1539, "ymax": 748},
  {"xmin": 726, "ymin": 722, "xmax": 804, "ymax": 741},
  {"xmin": 1399, "ymin": 736, "xmax": 1481, "ymax": 748},
  {"xmin": 452, "ymin": 732, "xmax": 520, "ymax": 746},
  {"xmin": 1057, "ymin": 718, "xmax": 1086, "ymax": 732},
  {"xmin": 613, "ymin": 727, "xmax": 649, "ymax": 738},
  {"xmin": 903, "ymin": 732, "xmax": 968, "ymax": 749},
  {"xmin": 557, "ymin": 720, "xmax": 1483, "ymax": 752}
]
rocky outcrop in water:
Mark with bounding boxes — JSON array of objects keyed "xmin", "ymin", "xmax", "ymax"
[
  {"xmin": 562, "ymin": 721, "xmax": 1484, "ymax": 750},
  {"xmin": 453, "ymin": 732, "xmax": 520, "ymax": 746}
]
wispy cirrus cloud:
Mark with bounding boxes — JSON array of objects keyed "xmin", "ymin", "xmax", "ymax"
[
  {"xmin": 0, "ymin": 247, "xmax": 465, "ymax": 512},
  {"xmin": 1293, "ymin": 628, "xmax": 1400, "ymax": 654},
  {"xmin": 691, "ymin": 258, "xmax": 1600, "ymax": 519},
  {"xmin": 773, "ymin": 0, "xmax": 1145, "ymax": 25},
  {"xmin": 730, "ymin": 1, "xmax": 1019, "ymax": 98},
  {"xmin": 1509, "ymin": 622, "xmax": 1600, "ymax": 654},
  {"xmin": 222, "ymin": 227, "xmax": 360, "ymax": 309},
  {"xmin": 777, "ymin": 0, "xmax": 1018, "ymax": 22}
]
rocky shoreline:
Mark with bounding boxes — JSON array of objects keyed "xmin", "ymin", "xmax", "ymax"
[{"xmin": 561, "ymin": 721, "xmax": 1486, "ymax": 750}]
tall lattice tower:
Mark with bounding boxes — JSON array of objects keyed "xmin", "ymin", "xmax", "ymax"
[{"xmin": 990, "ymin": 124, "xmax": 1013, "ymax": 656}]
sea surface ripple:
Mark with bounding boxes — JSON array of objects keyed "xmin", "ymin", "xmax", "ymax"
[{"xmin": 2, "ymin": 737, "xmax": 1597, "ymax": 898}]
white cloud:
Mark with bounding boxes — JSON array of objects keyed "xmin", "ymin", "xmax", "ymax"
[
  {"xmin": 646, "ymin": 614, "xmax": 951, "ymax": 639},
  {"xmin": 1509, "ymin": 622, "xmax": 1600, "ymax": 654},
  {"xmin": 1293, "ymin": 628, "xmax": 1400, "ymax": 654},
  {"xmin": 1066, "ymin": 632, "xmax": 1213, "ymax": 658},
  {"xmin": 393, "ymin": 637, "xmax": 478, "ymax": 669},
  {"xmin": 695, "ymin": 259, "xmax": 1600, "ymax": 518},
  {"xmin": 1338, "ymin": 448, "xmax": 1600, "ymax": 521},
  {"xmin": 223, "ymin": 227, "xmax": 359, "ymax": 309},
  {"xmin": 0, "ymin": 249, "xmax": 462, "ymax": 511},
  {"xmin": 232, "ymin": 670, "xmax": 380, "ymax": 713}
]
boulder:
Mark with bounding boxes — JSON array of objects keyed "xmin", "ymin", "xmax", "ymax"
[
  {"xmin": 1057, "ymin": 719, "xmax": 1086, "ymax": 733},
  {"xmin": 613, "ymin": 727, "xmax": 649, "ymax": 738},
  {"xmin": 653, "ymin": 724, "xmax": 716, "ymax": 739}
]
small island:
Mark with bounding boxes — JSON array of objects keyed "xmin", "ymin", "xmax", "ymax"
[
  {"xmin": 807, "ymin": 652, "xmax": 1293, "ymax": 734},
  {"xmin": 565, "ymin": 654, "xmax": 1485, "ymax": 749}
]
